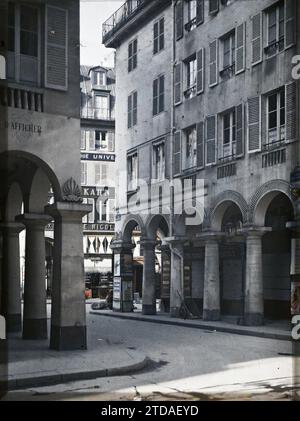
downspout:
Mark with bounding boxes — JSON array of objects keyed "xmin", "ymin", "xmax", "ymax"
[{"xmin": 170, "ymin": 0, "xmax": 176, "ymax": 239}]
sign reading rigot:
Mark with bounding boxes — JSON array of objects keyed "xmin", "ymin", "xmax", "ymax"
[{"xmin": 0, "ymin": 55, "xmax": 6, "ymax": 80}]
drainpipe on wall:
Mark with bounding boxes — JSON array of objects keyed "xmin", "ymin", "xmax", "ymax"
[{"xmin": 169, "ymin": 0, "xmax": 176, "ymax": 239}]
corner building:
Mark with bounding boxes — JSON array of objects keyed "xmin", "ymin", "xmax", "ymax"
[
  {"xmin": 0, "ymin": 0, "xmax": 90, "ymax": 350},
  {"xmin": 103, "ymin": 0, "xmax": 300, "ymax": 324}
]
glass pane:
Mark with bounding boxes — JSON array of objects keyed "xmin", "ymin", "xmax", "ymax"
[
  {"xmin": 21, "ymin": 6, "xmax": 38, "ymax": 32},
  {"xmin": 268, "ymin": 94, "xmax": 277, "ymax": 112},
  {"xmin": 269, "ymin": 110, "xmax": 277, "ymax": 129},
  {"xmin": 268, "ymin": 25, "xmax": 276, "ymax": 44}
]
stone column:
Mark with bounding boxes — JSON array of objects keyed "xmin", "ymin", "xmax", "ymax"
[
  {"xmin": 141, "ymin": 239, "xmax": 157, "ymax": 315},
  {"xmin": 201, "ymin": 232, "xmax": 223, "ymax": 321},
  {"xmin": 16, "ymin": 214, "xmax": 52, "ymax": 339},
  {"xmin": 0, "ymin": 223, "xmax": 24, "ymax": 333},
  {"xmin": 241, "ymin": 227, "xmax": 270, "ymax": 326},
  {"xmin": 166, "ymin": 237, "xmax": 186, "ymax": 318},
  {"xmin": 45, "ymin": 202, "xmax": 91, "ymax": 351}
]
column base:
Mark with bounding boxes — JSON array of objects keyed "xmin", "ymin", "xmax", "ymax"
[
  {"xmin": 0, "ymin": 338, "xmax": 8, "ymax": 399},
  {"xmin": 50, "ymin": 325, "xmax": 87, "ymax": 351},
  {"xmin": 6, "ymin": 314, "xmax": 22, "ymax": 333},
  {"xmin": 170, "ymin": 307, "xmax": 180, "ymax": 318},
  {"xmin": 243, "ymin": 313, "xmax": 264, "ymax": 326},
  {"xmin": 142, "ymin": 304, "xmax": 156, "ymax": 315},
  {"xmin": 23, "ymin": 318, "xmax": 47, "ymax": 340},
  {"xmin": 203, "ymin": 309, "xmax": 220, "ymax": 321}
]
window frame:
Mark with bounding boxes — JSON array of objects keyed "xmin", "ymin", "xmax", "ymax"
[
  {"xmin": 152, "ymin": 141, "xmax": 165, "ymax": 181},
  {"xmin": 265, "ymin": 1, "xmax": 285, "ymax": 57},
  {"xmin": 266, "ymin": 88, "xmax": 286, "ymax": 145},
  {"xmin": 153, "ymin": 16, "xmax": 164, "ymax": 55},
  {"xmin": 221, "ymin": 108, "xmax": 237, "ymax": 159},
  {"xmin": 128, "ymin": 38, "xmax": 138, "ymax": 72},
  {"xmin": 184, "ymin": 54, "xmax": 197, "ymax": 99},
  {"xmin": 153, "ymin": 74, "xmax": 165, "ymax": 116},
  {"xmin": 183, "ymin": 125, "xmax": 197, "ymax": 170},
  {"xmin": 128, "ymin": 91, "xmax": 138, "ymax": 128},
  {"xmin": 127, "ymin": 152, "xmax": 138, "ymax": 191}
]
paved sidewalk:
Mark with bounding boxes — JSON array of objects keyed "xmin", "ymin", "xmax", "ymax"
[
  {"xmin": 6, "ymin": 323, "xmax": 148, "ymax": 390},
  {"xmin": 90, "ymin": 309, "xmax": 291, "ymax": 341}
]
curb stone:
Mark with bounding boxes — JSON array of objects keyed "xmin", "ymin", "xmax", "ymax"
[
  {"xmin": 7, "ymin": 355, "xmax": 150, "ymax": 391},
  {"xmin": 90, "ymin": 311, "xmax": 290, "ymax": 342}
]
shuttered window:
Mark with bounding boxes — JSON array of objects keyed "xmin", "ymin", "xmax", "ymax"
[
  {"xmin": 175, "ymin": 0, "xmax": 183, "ymax": 40},
  {"xmin": 128, "ymin": 91, "xmax": 137, "ymax": 128},
  {"xmin": 196, "ymin": 0, "xmax": 204, "ymax": 26},
  {"xmin": 154, "ymin": 17, "xmax": 164, "ymax": 54},
  {"xmin": 81, "ymin": 162, "xmax": 87, "ymax": 185},
  {"xmin": 247, "ymin": 96, "xmax": 261, "ymax": 152},
  {"xmin": 285, "ymin": 0, "xmax": 296, "ymax": 49},
  {"xmin": 206, "ymin": 115, "xmax": 217, "ymax": 165},
  {"xmin": 196, "ymin": 48, "xmax": 204, "ymax": 94},
  {"xmin": 209, "ymin": 39, "xmax": 218, "ymax": 87},
  {"xmin": 45, "ymin": 5, "xmax": 68, "ymax": 90},
  {"xmin": 107, "ymin": 132, "xmax": 115, "ymax": 152},
  {"xmin": 197, "ymin": 122, "xmax": 205, "ymax": 168},
  {"xmin": 153, "ymin": 75, "xmax": 165, "ymax": 116},
  {"xmin": 285, "ymin": 81, "xmax": 297, "ymax": 143},
  {"xmin": 209, "ymin": 0, "xmax": 219, "ymax": 15},
  {"xmin": 174, "ymin": 62, "xmax": 182, "ymax": 105},
  {"xmin": 88, "ymin": 131, "xmax": 95, "ymax": 151},
  {"xmin": 236, "ymin": 104, "xmax": 244, "ymax": 157},
  {"xmin": 173, "ymin": 131, "xmax": 181, "ymax": 176},
  {"xmin": 128, "ymin": 38, "xmax": 137, "ymax": 72},
  {"xmin": 235, "ymin": 23, "xmax": 245, "ymax": 74},
  {"xmin": 251, "ymin": 13, "xmax": 262, "ymax": 65},
  {"xmin": 81, "ymin": 130, "xmax": 86, "ymax": 150}
]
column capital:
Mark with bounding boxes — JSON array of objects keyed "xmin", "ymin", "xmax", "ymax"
[
  {"xmin": 0, "ymin": 222, "xmax": 24, "ymax": 234},
  {"xmin": 140, "ymin": 238, "xmax": 157, "ymax": 249},
  {"xmin": 110, "ymin": 239, "xmax": 135, "ymax": 252},
  {"xmin": 164, "ymin": 235, "xmax": 188, "ymax": 246},
  {"xmin": 196, "ymin": 230, "xmax": 225, "ymax": 243},
  {"xmin": 45, "ymin": 201, "xmax": 92, "ymax": 221},
  {"xmin": 16, "ymin": 213, "xmax": 52, "ymax": 228},
  {"xmin": 238, "ymin": 226, "xmax": 271, "ymax": 238}
]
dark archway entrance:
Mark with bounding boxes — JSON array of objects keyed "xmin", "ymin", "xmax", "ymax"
[
  {"xmin": 263, "ymin": 193, "xmax": 293, "ymax": 320},
  {"xmin": 220, "ymin": 203, "xmax": 244, "ymax": 317}
]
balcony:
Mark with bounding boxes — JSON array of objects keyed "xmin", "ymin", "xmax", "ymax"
[
  {"xmin": 102, "ymin": 0, "xmax": 146, "ymax": 44},
  {"xmin": 81, "ymin": 108, "xmax": 114, "ymax": 121},
  {"xmin": 0, "ymin": 82, "xmax": 44, "ymax": 112}
]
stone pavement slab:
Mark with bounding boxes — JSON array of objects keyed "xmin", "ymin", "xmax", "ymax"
[
  {"xmin": 5, "ymin": 329, "xmax": 148, "ymax": 390},
  {"xmin": 90, "ymin": 310, "xmax": 291, "ymax": 341}
]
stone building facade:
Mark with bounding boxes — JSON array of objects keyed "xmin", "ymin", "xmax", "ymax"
[
  {"xmin": 0, "ymin": 0, "xmax": 90, "ymax": 350},
  {"xmin": 80, "ymin": 65, "xmax": 116, "ymax": 295},
  {"xmin": 104, "ymin": 0, "xmax": 300, "ymax": 325}
]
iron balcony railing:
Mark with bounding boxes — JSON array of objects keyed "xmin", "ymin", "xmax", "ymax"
[{"xmin": 102, "ymin": 0, "xmax": 146, "ymax": 43}]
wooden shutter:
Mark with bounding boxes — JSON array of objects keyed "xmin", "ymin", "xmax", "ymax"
[
  {"xmin": 128, "ymin": 42, "xmax": 133, "ymax": 72},
  {"xmin": 108, "ymin": 132, "xmax": 115, "ymax": 152},
  {"xmin": 102, "ymin": 164, "xmax": 108, "ymax": 184},
  {"xmin": 247, "ymin": 96, "xmax": 261, "ymax": 152},
  {"xmin": 159, "ymin": 75, "xmax": 164, "ymax": 113},
  {"xmin": 133, "ymin": 91, "xmax": 137, "ymax": 126},
  {"xmin": 196, "ymin": 0, "xmax": 204, "ymax": 25},
  {"xmin": 197, "ymin": 122, "xmax": 205, "ymax": 168},
  {"xmin": 196, "ymin": 48, "xmax": 204, "ymax": 94},
  {"xmin": 89, "ymin": 131, "xmax": 95, "ymax": 151},
  {"xmin": 285, "ymin": 82, "xmax": 297, "ymax": 143},
  {"xmin": 95, "ymin": 163, "xmax": 101, "ymax": 185},
  {"xmin": 174, "ymin": 62, "xmax": 182, "ymax": 105},
  {"xmin": 81, "ymin": 162, "xmax": 87, "ymax": 185},
  {"xmin": 175, "ymin": 0, "xmax": 183, "ymax": 40},
  {"xmin": 251, "ymin": 13, "xmax": 262, "ymax": 66},
  {"xmin": 235, "ymin": 22, "xmax": 245, "ymax": 75},
  {"xmin": 209, "ymin": 39, "xmax": 218, "ymax": 87},
  {"xmin": 45, "ymin": 5, "xmax": 68, "ymax": 90},
  {"xmin": 81, "ymin": 130, "xmax": 86, "ymax": 150},
  {"xmin": 285, "ymin": 0, "xmax": 296, "ymax": 49},
  {"xmin": 206, "ymin": 115, "xmax": 217, "ymax": 165},
  {"xmin": 153, "ymin": 78, "xmax": 158, "ymax": 115},
  {"xmin": 173, "ymin": 131, "xmax": 181, "ymax": 176},
  {"xmin": 209, "ymin": 0, "xmax": 219, "ymax": 15},
  {"xmin": 128, "ymin": 94, "xmax": 132, "ymax": 128},
  {"xmin": 236, "ymin": 104, "xmax": 244, "ymax": 157},
  {"xmin": 159, "ymin": 18, "xmax": 164, "ymax": 51},
  {"xmin": 133, "ymin": 39, "xmax": 137, "ymax": 68},
  {"xmin": 153, "ymin": 21, "xmax": 159, "ymax": 54}
]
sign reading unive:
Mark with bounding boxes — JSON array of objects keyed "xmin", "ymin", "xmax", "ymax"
[{"xmin": 81, "ymin": 153, "xmax": 115, "ymax": 162}]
